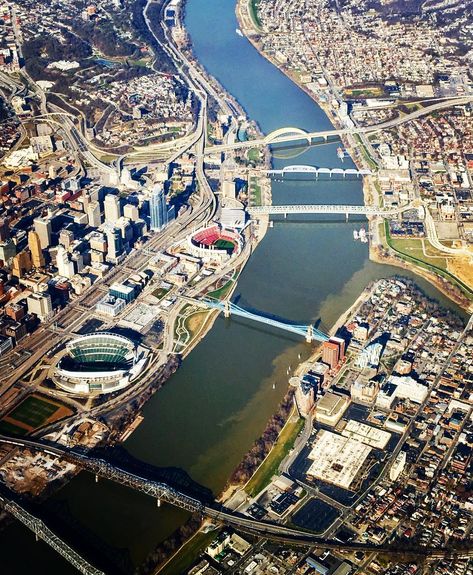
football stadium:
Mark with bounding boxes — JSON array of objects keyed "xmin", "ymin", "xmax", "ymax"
[{"xmin": 53, "ymin": 332, "xmax": 147, "ymax": 394}]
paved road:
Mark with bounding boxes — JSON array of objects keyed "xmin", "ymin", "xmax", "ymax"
[{"xmin": 206, "ymin": 95, "xmax": 473, "ymax": 153}]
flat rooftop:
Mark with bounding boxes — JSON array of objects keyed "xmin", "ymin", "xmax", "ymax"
[
  {"xmin": 307, "ymin": 430, "xmax": 371, "ymax": 489},
  {"xmin": 341, "ymin": 419, "xmax": 391, "ymax": 449}
]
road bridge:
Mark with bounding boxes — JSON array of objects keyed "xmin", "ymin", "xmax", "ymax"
[
  {"xmin": 1, "ymin": 435, "xmax": 472, "ymax": 561},
  {"xmin": 0, "ymin": 491, "xmax": 105, "ymax": 575},
  {"xmin": 205, "ymin": 96, "xmax": 473, "ymax": 154},
  {"xmin": 268, "ymin": 165, "xmax": 372, "ymax": 177},
  {"xmin": 182, "ymin": 297, "xmax": 328, "ymax": 342},
  {"xmin": 248, "ymin": 204, "xmax": 419, "ymax": 218}
]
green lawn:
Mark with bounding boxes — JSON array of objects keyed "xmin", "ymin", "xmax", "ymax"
[
  {"xmin": 6, "ymin": 396, "xmax": 60, "ymax": 429},
  {"xmin": 249, "ymin": 0, "xmax": 262, "ymax": 29},
  {"xmin": 344, "ymin": 87, "xmax": 384, "ymax": 98},
  {"xmin": 206, "ymin": 279, "xmax": 235, "ymax": 301},
  {"xmin": 389, "ymin": 237, "xmax": 448, "ymax": 270},
  {"xmin": 249, "ymin": 177, "xmax": 262, "ymax": 206},
  {"xmin": 354, "ymin": 134, "xmax": 378, "ymax": 171},
  {"xmin": 158, "ymin": 531, "xmax": 217, "ymax": 575},
  {"xmin": 245, "ymin": 412, "xmax": 305, "ymax": 498},
  {"xmin": 384, "ymin": 221, "xmax": 473, "ymax": 301},
  {"xmin": 247, "ymin": 148, "xmax": 260, "ymax": 162},
  {"xmin": 153, "ymin": 286, "xmax": 171, "ymax": 300}
]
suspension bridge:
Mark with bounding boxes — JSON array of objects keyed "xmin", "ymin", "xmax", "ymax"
[{"xmin": 183, "ymin": 296, "xmax": 328, "ymax": 342}]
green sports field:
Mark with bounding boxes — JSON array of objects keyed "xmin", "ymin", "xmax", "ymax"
[
  {"xmin": 0, "ymin": 420, "xmax": 28, "ymax": 436},
  {"xmin": 213, "ymin": 239, "xmax": 235, "ymax": 251},
  {"xmin": 0, "ymin": 395, "xmax": 70, "ymax": 433}
]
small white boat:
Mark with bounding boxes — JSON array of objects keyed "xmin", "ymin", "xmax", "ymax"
[
  {"xmin": 236, "ymin": 28, "xmax": 243, "ymax": 37},
  {"xmin": 353, "ymin": 230, "xmax": 359, "ymax": 240},
  {"xmin": 272, "ymin": 382, "xmax": 276, "ymax": 389}
]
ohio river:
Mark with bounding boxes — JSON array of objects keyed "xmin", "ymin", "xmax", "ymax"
[{"xmin": 0, "ymin": 0, "xmax": 465, "ymax": 573}]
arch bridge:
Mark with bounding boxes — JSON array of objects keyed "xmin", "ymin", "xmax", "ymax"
[{"xmin": 264, "ymin": 127, "xmax": 311, "ymax": 146}]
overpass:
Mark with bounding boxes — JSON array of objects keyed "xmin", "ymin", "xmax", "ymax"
[
  {"xmin": 268, "ymin": 165, "xmax": 372, "ymax": 177},
  {"xmin": 247, "ymin": 204, "xmax": 419, "ymax": 218},
  {"xmin": 182, "ymin": 297, "xmax": 329, "ymax": 342},
  {"xmin": 0, "ymin": 434, "xmax": 472, "ymax": 562},
  {"xmin": 205, "ymin": 95, "xmax": 473, "ymax": 154}
]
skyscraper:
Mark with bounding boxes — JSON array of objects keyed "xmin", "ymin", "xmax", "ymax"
[
  {"xmin": 123, "ymin": 203, "xmax": 139, "ymax": 222},
  {"xmin": 87, "ymin": 201, "xmax": 102, "ymax": 227},
  {"xmin": 12, "ymin": 251, "xmax": 32, "ymax": 278},
  {"xmin": 105, "ymin": 226, "xmax": 123, "ymax": 263},
  {"xmin": 322, "ymin": 341, "xmax": 340, "ymax": 370},
  {"xmin": 56, "ymin": 245, "xmax": 74, "ymax": 279},
  {"xmin": 34, "ymin": 217, "xmax": 52, "ymax": 249},
  {"xmin": 104, "ymin": 194, "xmax": 121, "ymax": 224},
  {"xmin": 0, "ymin": 239, "xmax": 16, "ymax": 264},
  {"xmin": 28, "ymin": 231, "xmax": 45, "ymax": 268},
  {"xmin": 321, "ymin": 337, "xmax": 346, "ymax": 370},
  {"xmin": 149, "ymin": 184, "xmax": 168, "ymax": 232},
  {"xmin": 27, "ymin": 292, "xmax": 53, "ymax": 322}
]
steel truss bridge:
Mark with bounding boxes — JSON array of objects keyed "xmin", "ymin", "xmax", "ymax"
[
  {"xmin": 268, "ymin": 165, "xmax": 372, "ymax": 177},
  {"xmin": 183, "ymin": 297, "xmax": 329, "ymax": 342},
  {"xmin": 248, "ymin": 204, "xmax": 419, "ymax": 217},
  {"xmin": 1, "ymin": 435, "xmax": 472, "ymax": 568},
  {"xmin": 0, "ymin": 493, "xmax": 105, "ymax": 575}
]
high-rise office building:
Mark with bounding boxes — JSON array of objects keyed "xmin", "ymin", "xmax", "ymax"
[
  {"xmin": 28, "ymin": 231, "xmax": 45, "ymax": 268},
  {"xmin": 116, "ymin": 217, "xmax": 133, "ymax": 245},
  {"xmin": 322, "ymin": 341, "xmax": 340, "ymax": 370},
  {"xmin": 59, "ymin": 228, "xmax": 74, "ymax": 249},
  {"xmin": 0, "ymin": 239, "xmax": 16, "ymax": 264},
  {"xmin": 87, "ymin": 201, "xmax": 102, "ymax": 227},
  {"xmin": 149, "ymin": 184, "xmax": 168, "ymax": 231},
  {"xmin": 34, "ymin": 217, "xmax": 52, "ymax": 249},
  {"xmin": 12, "ymin": 250, "xmax": 32, "ymax": 278},
  {"xmin": 321, "ymin": 337, "xmax": 346, "ymax": 370},
  {"xmin": 330, "ymin": 336, "xmax": 346, "ymax": 360},
  {"xmin": 105, "ymin": 226, "xmax": 123, "ymax": 263},
  {"xmin": 56, "ymin": 245, "xmax": 74, "ymax": 279},
  {"xmin": 123, "ymin": 203, "xmax": 139, "ymax": 222},
  {"xmin": 104, "ymin": 194, "xmax": 121, "ymax": 223},
  {"xmin": 27, "ymin": 292, "xmax": 53, "ymax": 322}
]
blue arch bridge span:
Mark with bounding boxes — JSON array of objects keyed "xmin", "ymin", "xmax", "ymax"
[{"xmin": 183, "ymin": 297, "xmax": 329, "ymax": 343}]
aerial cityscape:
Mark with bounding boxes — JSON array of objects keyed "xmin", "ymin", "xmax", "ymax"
[{"xmin": 0, "ymin": 0, "xmax": 471, "ymax": 574}]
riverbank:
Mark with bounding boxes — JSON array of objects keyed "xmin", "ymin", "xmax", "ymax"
[{"xmin": 235, "ymin": 0, "xmax": 472, "ymax": 313}]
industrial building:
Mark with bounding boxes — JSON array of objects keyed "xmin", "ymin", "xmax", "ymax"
[
  {"xmin": 341, "ymin": 420, "xmax": 391, "ymax": 449},
  {"xmin": 307, "ymin": 430, "xmax": 372, "ymax": 489},
  {"xmin": 315, "ymin": 392, "xmax": 349, "ymax": 426}
]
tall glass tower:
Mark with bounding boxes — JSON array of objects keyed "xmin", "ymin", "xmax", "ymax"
[{"xmin": 149, "ymin": 184, "xmax": 168, "ymax": 232}]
